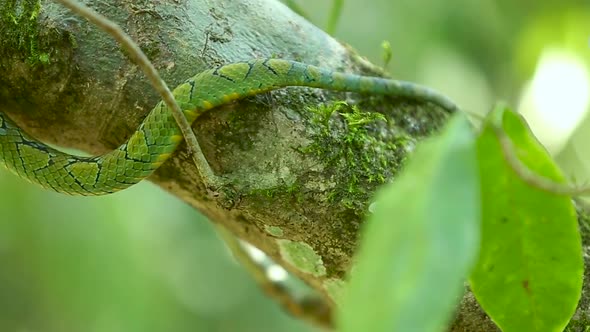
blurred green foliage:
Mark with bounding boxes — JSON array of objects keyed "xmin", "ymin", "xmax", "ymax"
[
  {"xmin": 2, "ymin": 0, "xmax": 589, "ymax": 331},
  {"xmin": 339, "ymin": 114, "xmax": 479, "ymax": 332},
  {"xmin": 294, "ymin": 0, "xmax": 589, "ymax": 115},
  {"xmin": 0, "ymin": 172, "xmax": 312, "ymax": 332}
]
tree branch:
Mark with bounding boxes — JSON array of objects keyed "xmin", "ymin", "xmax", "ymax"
[{"xmin": 2, "ymin": 0, "xmax": 589, "ymax": 330}]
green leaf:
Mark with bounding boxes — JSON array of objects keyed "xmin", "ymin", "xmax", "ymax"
[
  {"xmin": 338, "ymin": 114, "xmax": 480, "ymax": 332},
  {"xmin": 470, "ymin": 107, "xmax": 583, "ymax": 332}
]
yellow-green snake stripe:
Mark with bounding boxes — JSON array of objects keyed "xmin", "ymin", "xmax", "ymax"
[{"xmin": 0, "ymin": 59, "xmax": 458, "ymax": 195}]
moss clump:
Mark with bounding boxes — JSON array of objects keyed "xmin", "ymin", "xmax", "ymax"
[
  {"xmin": 1, "ymin": 0, "xmax": 51, "ymax": 65},
  {"xmin": 301, "ymin": 101, "xmax": 413, "ymax": 214}
]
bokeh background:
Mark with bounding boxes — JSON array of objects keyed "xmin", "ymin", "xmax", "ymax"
[{"xmin": 1, "ymin": 0, "xmax": 589, "ymax": 331}]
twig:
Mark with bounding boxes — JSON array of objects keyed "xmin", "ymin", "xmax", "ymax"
[
  {"xmin": 494, "ymin": 124, "xmax": 590, "ymax": 196},
  {"xmin": 54, "ymin": 0, "xmax": 220, "ymax": 188},
  {"xmin": 215, "ymin": 225, "xmax": 333, "ymax": 329},
  {"xmin": 50, "ymin": 0, "xmax": 331, "ymax": 324}
]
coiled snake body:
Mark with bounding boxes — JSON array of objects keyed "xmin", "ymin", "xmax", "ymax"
[{"xmin": 0, "ymin": 59, "xmax": 458, "ymax": 195}]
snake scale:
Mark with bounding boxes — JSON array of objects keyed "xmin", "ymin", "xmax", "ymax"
[{"xmin": 0, "ymin": 58, "xmax": 458, "ymax": 195}]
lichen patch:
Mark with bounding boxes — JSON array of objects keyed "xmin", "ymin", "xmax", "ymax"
[
  {"xmin": 264, "ymin": 225, "xmax": 284, "ymax": 237},
  {"xmin": 277, "ymin": 239, "xmax": 326, "ymax": 277}
]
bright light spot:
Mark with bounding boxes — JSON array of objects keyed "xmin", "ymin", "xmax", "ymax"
[
  {"xmin": 518, "ymin": 48, "xmax": 590, "ymax": 155},
  {"xmin": 241, "ymin": 242, "xmax": 267, "ymax": 263},
  {"xmin": 266, "ymin": 264, "xmax": 288, "ymax": 282}
]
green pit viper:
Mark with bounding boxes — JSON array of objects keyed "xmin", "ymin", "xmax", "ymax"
[{"xmin": 0, "ymin": 58, "xmax": 458, "ymax": 195}]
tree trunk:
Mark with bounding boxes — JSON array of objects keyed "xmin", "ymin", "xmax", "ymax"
[{"xmin": 1, "ymin": 0, "xmax": 588, "ymax": 330}]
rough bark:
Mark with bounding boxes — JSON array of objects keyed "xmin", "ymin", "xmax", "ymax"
[{"xmin": 1, "ymin": 0, "xmax": 588, "ymax": 330}]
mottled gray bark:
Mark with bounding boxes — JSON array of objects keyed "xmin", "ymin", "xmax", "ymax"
[{"xmin": 1, "ymin": 0, "xmax": 588, "ymax": 330}]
